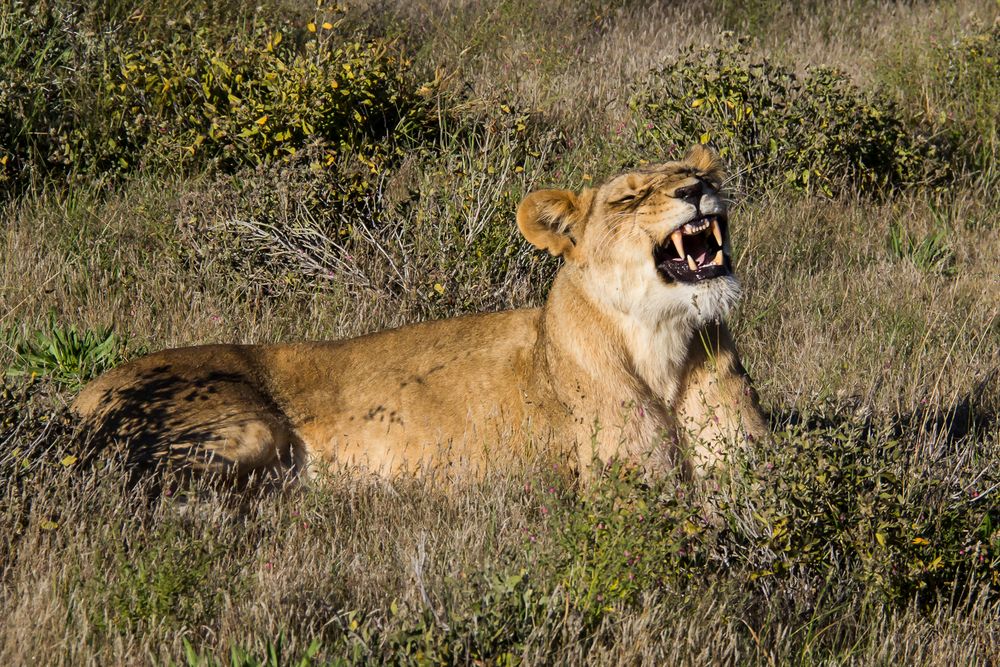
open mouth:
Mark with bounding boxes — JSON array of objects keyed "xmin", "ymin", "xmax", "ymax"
[{"xmin": 653, "ymin": 215, "xmax": 731, "ymax": 283}]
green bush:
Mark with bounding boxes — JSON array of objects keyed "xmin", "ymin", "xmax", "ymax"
[
  {"xmin": 0, "ymin": 1, "xmax": 428, "ymax": 197},
  {"xmin": 937, "ymin": 24, "xmax": 1000, "ymax": 173},
  {"xmin": 540, "ymin": 463, "xmax": 706, "ymax": 624},
  {"xmin": 179, "ymin": 96, "xmax": 560, "ymax": 314},
  {"xmin": 630, "ymin": 37, "xmax": 951, "ymax": 197},
  {"xmin": 0, "ymin": 1, "xmax": 73, "ymax": 194},
  {"xmin": 533, "ymin": 415, "xmax": 1000, "ymax": 621},
  {"xmin": 728, "ymin": 420, "xmax": 999, "ymax": 601},
  {"xmin": 68, "ymin": 27, "xmax": 423, "ymax": 175},
  {"xmin": 102, "ymin": 524, "xmax": 230, "ymax": 631},
  {"xmin": 883, "ymin": 23, "xmax": 1000, "ymax": 180}
]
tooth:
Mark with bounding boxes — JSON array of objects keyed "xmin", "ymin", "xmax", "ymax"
[
  {"xmin": 671, "ymin": 229, "xmax": 685, "ymax": 257},
  {"xmin": 687, "ymin": 255, "xmax": 697, "ymax": 271},
  {"xmin": 712, "ymin": 250, "xmax": 724, "ymax": 266},
  {"xmin": 711, "ymin": 218, "xmax": 723, "ymax": 245}
]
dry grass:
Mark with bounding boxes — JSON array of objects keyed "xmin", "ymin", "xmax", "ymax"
[{"xmin": 2, "ymin": 0, "xmax": 1000, "ymax": 663}]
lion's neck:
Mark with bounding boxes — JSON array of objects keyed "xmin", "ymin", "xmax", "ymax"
[{"xmin": 539, "ymin": 270, "xmax": 696, "ymax": 408}]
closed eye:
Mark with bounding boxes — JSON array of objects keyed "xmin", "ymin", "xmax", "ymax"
[{"xmin": 609, "ymin": 191, "xmax": 648, "ymax": 206}]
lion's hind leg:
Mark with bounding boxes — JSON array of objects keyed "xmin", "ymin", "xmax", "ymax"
[
  {"xmin": 77, "ymin": 361, "xmax": 299, "ymax": 486},
  {"xmin": 160, "ymin": 403, "xmax": 297, "ymax": 485}
]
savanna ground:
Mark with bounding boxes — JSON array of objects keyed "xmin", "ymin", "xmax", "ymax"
[{"xmin": 2, "ymin": 0, "xmax": 999, "ymax": 664}]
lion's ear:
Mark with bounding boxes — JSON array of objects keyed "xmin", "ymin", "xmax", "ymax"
[
  {"xmin": 516, "ymin": 189, "xmax": 587, "ymax": 259},
  {"xmin": 684, "ymin": 144, "xmax": 725, "ymax": 185}
]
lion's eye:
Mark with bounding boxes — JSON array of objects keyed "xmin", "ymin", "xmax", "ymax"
[{"xmin": 611, "ymin": 192, "xmax": 643, "ymax": 205}]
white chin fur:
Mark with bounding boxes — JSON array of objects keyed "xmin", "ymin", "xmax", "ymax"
[
  {"xmin": 583, "ymin": 260, "xmax": 741, "ymax": 326},
  {"xmin": 660, "ymin": 274, "xmax": 742, "ymax": 325}
]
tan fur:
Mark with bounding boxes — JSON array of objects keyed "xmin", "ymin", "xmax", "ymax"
[{"xmin": 73, "ymin": 145, "xmax": 766, "ymax": 482}]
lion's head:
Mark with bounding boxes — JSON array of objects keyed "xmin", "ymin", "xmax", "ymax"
[{"xmin": 517, "ymin": 145, "xmax": 739, "ymax": 325}]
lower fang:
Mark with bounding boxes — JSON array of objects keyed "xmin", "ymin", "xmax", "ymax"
[
  {"xmin": 686, "ymin": 255, "xmax": 698, "ymax": 271},
  {"xmin": 711, "ymin": 250, "xmax": 724, "ymax": 266}
]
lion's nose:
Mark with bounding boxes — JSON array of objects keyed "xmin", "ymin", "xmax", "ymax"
[{"xmin": 673, "ymin": 182, "xmax": 703, "ymax": 201}]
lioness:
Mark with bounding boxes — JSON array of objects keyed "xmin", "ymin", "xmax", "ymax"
[{"xmin": 74, "ymin": 145, "xmax": 766, "ymax": 482}]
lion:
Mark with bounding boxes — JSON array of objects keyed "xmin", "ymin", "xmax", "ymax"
[{"xmin": 73, "ymin": 144, "xmax": 766, "ymax": 484}]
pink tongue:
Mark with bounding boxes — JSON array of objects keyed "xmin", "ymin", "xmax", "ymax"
[{"xmin": 672, "ymin": 251, "xmax": 709, "ymax": 267}]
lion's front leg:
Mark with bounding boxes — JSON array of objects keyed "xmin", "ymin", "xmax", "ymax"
[{"xmin": 673, "ymin": 321, "xmax": 767, "ymax": 475}]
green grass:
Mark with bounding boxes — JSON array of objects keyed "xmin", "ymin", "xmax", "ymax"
[{"xmin": 2, "ymin": 0, "xmax": 1000, "ymax": 663}]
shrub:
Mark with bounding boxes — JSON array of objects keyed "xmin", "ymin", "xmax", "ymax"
[
  {"xmin": 0, "ymin": 1, "xmax": 75, "ymax": 194},
  {"xmin": 101, "ymin": 523, "xmax": 231, "ymax": 632},
  {"xmin": 630, "ymin": 37, "xmax": 951, "ymax": 197},
  {"xmin": 66, "ymin": 26, "xmax": 424, "ymax": 176},
  {"xmin": 937, "ymin": 24, "xmax": 1000, "ymax": 173},
  {"xmin": 723, "ymin": 420, "xmax": 999, "ymax": 601},
  {"xmin": 882, "ymin": 23, "xmax": 1000, "ymax": 180},
  {"xmin": 0, "ymin": 2, "xmax": 429, "ymax": 197},
  {"xmin": 179, "ymin": 96, "xmax": 561, "ymax": 316},
  {"xmin": 533, "ymin": 415, "xmax": 1000, "ymax": 622},
  {"xmin": 542, "ymin": 462, "xmax": 709, "ymax": 624}
]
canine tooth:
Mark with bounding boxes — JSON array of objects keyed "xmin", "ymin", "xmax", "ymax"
[
  {"xmin": 686, "ymin": 254, "xmax": 698, "ymax": 271},
  {"xmin": 671, "ymin": 229, "xmax": 685, "ymax": 257},
  {"xmin": 711, "ymin": 218, "xmax": 723, "ymax": 245},
  {"xmin": 712, "ymin": 250, "xmax": 724, "ymax": 266}
]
